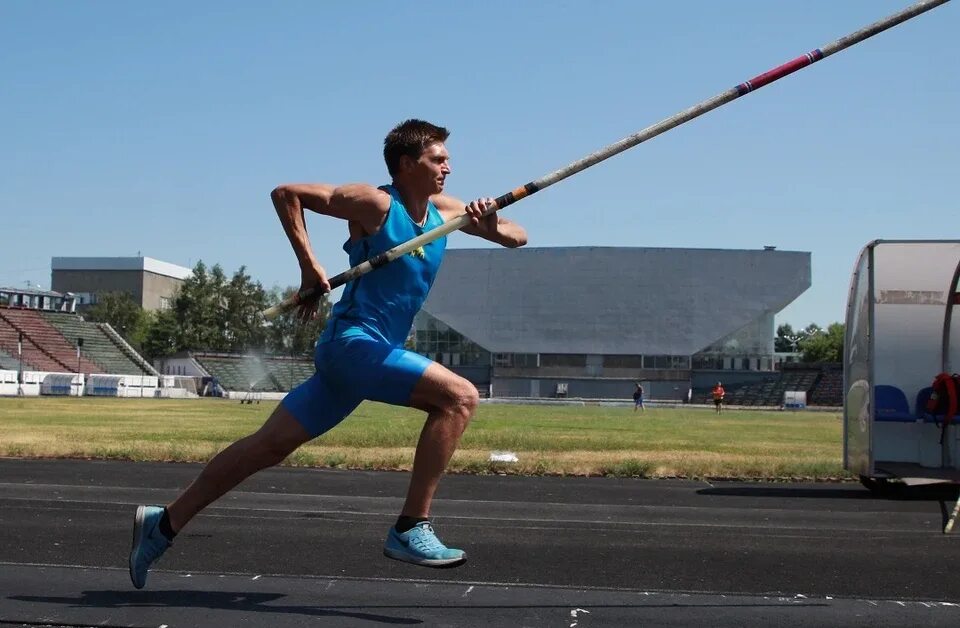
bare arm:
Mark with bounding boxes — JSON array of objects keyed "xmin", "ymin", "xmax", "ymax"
[
  {"xmin": 431, "ymin": 193, "xmax": 528, "ymax": 248},
  {"xmin": 270, "ymin": 183, "xmax": 389, "ymax": 318}
]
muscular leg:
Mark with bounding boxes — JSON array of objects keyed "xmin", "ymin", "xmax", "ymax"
[
  {"xmin": 401, "ymin": 362, "xmax": 479, "ymax": 518},
  {"xmin": 166, "ymin": 404, "xmax": 312, "ymax": 533}
]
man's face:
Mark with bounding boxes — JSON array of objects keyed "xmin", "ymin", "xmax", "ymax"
[{"xmin": 406, "ymin": 142, "xmax": 451, "ymax": 195}]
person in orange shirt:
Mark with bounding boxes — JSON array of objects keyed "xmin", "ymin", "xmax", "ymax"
[{"xmin": 712, "ymin": 382, "xmax": 725, "ymax": 414}]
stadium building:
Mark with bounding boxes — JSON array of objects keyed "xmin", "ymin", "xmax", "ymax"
[
  {"xmin": 3, "ymin": 247, "xmax": 836, "ymax": 405},
  {"xmin": 413, "ymin": 246, "xmax": 811, "ymax": 401},
  {"xmin": 50, "ymin": 256, "xmax": 191, "ymax": 311}
]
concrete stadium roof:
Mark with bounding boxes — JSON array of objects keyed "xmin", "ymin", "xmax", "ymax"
[
  {"xmin": 51, "ymin": 256, "xmax": 191, "ymax": 280},
  {"xmin": 422, "ymin": 246, "xmax": 811, "ymax": 355}
]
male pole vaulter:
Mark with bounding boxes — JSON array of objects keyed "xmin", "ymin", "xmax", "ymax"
[{"xmin": 129, "ymin": 119, "xmax": 527, "ymax": 588}]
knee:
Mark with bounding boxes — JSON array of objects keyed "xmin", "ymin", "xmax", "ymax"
[{"xmin": 443, "ymin": 379, "xmax": 479, "ymax": 419}]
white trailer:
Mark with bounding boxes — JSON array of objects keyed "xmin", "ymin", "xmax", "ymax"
[{"xmin": 844, "ymin": 240, "xmax": 960, "ymax": 516}]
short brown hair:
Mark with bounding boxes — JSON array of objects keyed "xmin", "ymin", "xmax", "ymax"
[{"xmin": 383, "ymin": 119, "xmax": 449, "ymax": 177}]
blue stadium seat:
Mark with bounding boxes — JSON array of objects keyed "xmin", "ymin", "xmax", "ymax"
[
  {"xmin": 874, "ymin": 385, "xmax": 915, "ymax": 422},
  {"xmin": 915, "ymin": 386, "xmax": 947, "ymax": 424}
]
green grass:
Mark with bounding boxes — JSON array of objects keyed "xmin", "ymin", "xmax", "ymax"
[{"xmin": 0, "ymin": 397, "xmax": 850, "ymax": 480}]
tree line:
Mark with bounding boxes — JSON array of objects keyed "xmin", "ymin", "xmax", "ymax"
[
  {"xmin": 84, "ymin": 261, "xmax": 330, "ymax": 361},
  {"xmin": 775, "ymin": 322, "xmax": 844, "ymax": 363}
]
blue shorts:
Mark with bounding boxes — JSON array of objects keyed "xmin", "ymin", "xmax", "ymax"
[{"xmin": 282, "ymin": 333, "xmax": 433, "ymax": 437}]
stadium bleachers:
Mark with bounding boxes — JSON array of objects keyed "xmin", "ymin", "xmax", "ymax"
[
  {"xmin": 0, "ymin": 318, "xmax": 62, "ymax": 372},
  {"xmin": 0, "ymin": 308, "xmax": 102, "ymax": 373},
  {"xmin": 41, "ymin": 312, "xmax": 154, "ymax": 376},
  {"xmin": 808, "ymin": 367, "xmax": 843, "ymax": 406},
  {"xmin": 193, "ymin": 353, "xmax": 315, "ymax": 392},
  {"xmin": 0, "ymin": 347, "xmax": 20, "ymax": 370},
  {"xmin": 195, "ymin": 354, "xmax": 279, "ymax": 392},
  {"xmin": 694, "ymin": 366, "xmax": 825, "ymax": 407},
  {"xmin": 264, "ymin": 357, "xmax": 314, "ymax": 391}
]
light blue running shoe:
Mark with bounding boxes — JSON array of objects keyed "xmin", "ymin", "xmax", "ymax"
[
  {"xmin": 383, "ymin": 521, "xmax": 466, "ymax": 568},
  {"xmin": 129, "ymin": 505, "xmax": 172, "ymax": 589}
]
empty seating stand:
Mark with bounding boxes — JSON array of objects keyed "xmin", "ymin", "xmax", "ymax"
[
  {"xmin": 192, "ymin": 353, "xmax": 315, "ymax": 393},
  {"xmin": 808, "ymin": 368, "xmax": 843, "ymax": 406},
  {"xmin": 194, "ymin": 354, "xmax": 279, "ymax": 392},
  {"xmin": 0, "ymin": 307, "xmax": 102, "ymax": 373},
  {"xmin": 42, "ymin": 312, "xmax": 151, "ymax": 375},
  {"xmin": 264, "ymin": 358, "xmax": 314, "ymax": 391},
  {"xmin": 0, "ymin": 348, "xmax": 20, "ymax": 370}
]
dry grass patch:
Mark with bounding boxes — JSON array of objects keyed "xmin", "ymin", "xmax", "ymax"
[{"xmin": 0, "ymin": 397, "xmax": 848, "ymax": 480}]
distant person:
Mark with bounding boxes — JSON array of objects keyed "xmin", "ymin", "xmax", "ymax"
[
  {"xmin": 712, "ymin": 382, "xmax": 725, "ymax": 414},
  {"xmin": 633, "ymin": 383, "xmax": 645, "ymax": 412}
]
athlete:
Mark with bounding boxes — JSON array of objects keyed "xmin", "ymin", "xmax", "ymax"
[
  {"xmin": 712, "ymin": 381, "xmax": 726, "ymax": 414},
  {"xmin": 633, "ymin": 383, "xmax": 645, "ymax": 412},
  {"xmin": 129, "ymin": 119, "xmax": 527, "ymax": 588}
]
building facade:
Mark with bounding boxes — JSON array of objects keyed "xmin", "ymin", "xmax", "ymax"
[
  {"xmin": 50, "ymin": 257, "xmax": 191, "ymax": 311},
  {"xmin": 413, "ymin": 246, "xmax": 811, "ymax": 400}
]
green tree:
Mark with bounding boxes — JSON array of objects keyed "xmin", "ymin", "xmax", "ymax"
[
  {"xmin": 138, "ymin": 261, "xmax": 332, "ymax": 360},
  {"xmin": 140, "ymin": 309, "xmax": 180, "ymax": 361},
  {"xmin": 799, "ymin": 322, "xmax": 844, "ymax": 363},
  {"xmin": 221, "ymin": 266, "xmax": 271, "ymax": 352},
  {"xmin": 84, "ymin": 291, "xmax": 148, "ymax": 349},
  {"xmin": 264, "ymin": 286, "xmax": 330, "ymax": 356},
  {"xmin": 174, "ymin": 261, "xmax": 227, "ymax": 351}
]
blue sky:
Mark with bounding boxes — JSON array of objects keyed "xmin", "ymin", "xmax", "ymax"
[{"xmin": 1, "ymin": 0, "xmax": 956, "ymax": 328}]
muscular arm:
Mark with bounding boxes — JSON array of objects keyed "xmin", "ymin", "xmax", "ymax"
[
  {"xmin": 431, "ymin": 193, "xmax": 528, "ymax": 248},
  {"xmin": 269, "ymin": 183, "xmax": 389, "ymax": 316},
  {"xmin": 270, "ymin": 183, "xmax": 389, "ymax": 269}
]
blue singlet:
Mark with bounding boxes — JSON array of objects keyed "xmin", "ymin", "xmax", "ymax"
[
  {"xmin": 321, "ymin": 185, "xmax": 447, "ymax": 345},
  {"xmin": 283, "ymin": 185, "xmax": 448, "ymax": 437}
]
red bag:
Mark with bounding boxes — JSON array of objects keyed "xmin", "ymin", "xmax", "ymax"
[{"xmin": 925, "ymin": 373, "xmax": 959, "ymax": 443}]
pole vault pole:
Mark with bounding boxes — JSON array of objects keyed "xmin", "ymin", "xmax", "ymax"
[{"xmin": 263, "ymin": 0, "xmax": 950, "ymax": 320}]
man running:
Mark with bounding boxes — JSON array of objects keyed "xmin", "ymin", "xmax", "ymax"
[{"xmin": 129, "ymin": 119, "xmax": 527, "ymax": 588}]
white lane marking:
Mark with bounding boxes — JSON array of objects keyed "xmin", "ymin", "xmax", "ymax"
[
  {"xmin": 2, "ymin": 560, "xmax": 958, "ymax": 608},
  {"xmin": 3, "ymin": 499, "xmax": 936, "ymax": 536},
  {"xmin": 0, "ymin": 481, "xmax": 905, "ymax": 516}
]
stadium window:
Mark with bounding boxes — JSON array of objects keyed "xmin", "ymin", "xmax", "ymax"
[
  {"xmin": 517, "ymin": 354, "xmax": 538, "ymax": 368},
  {"xmin": 159, "ymin": 296, "xmax": 171, "ymax": 311},
  {"xmin": 643, "ymin": 355, "xmax": 669, "ymax": 369},
  {"xmin": 603, "ymin": 355, "xmax": 644, "ymax": 369},
  {"xmin": 540, "ymin": 354, "xmax": 587, "ymax": 368}
]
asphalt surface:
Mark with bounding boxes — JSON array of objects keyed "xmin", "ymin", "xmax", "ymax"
[{"xmin": 0, "ymin": 458, "xmax": 959, "ymax": 627}]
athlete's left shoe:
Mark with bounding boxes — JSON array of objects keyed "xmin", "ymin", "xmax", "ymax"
[
  {"xmin": 129, "ymin": 505, "xmax": 172, "ymax": 589},
  {"xmin": 383, "ymin": 521, "xmax": 466, "ymax": 568}
]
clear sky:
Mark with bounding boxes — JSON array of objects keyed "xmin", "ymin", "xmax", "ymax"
[{"xmin": 1, "ymin": 0, "xmax": 956, "ymax": 328}]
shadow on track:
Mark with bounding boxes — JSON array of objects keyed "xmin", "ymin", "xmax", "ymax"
[
  {"xmin": 8, "ymin": 591, "xmax": 825, "ymax": 618},
  {"xmin": 697, "ymin": 484, "xmax": 959, "ymax": 501},
  {"xmin": 8, "ymin": 591, "xmax": 422, "ymax": 625}
]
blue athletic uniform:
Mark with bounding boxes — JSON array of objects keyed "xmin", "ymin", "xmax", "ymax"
[{"xmin": 283, "ymin": 185, "xmax": 447, "ymax": 437}]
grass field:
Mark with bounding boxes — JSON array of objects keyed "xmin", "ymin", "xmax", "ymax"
[{"xmin": 0, "ymin": 397, "xmax": 850, "ymax": 480}]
